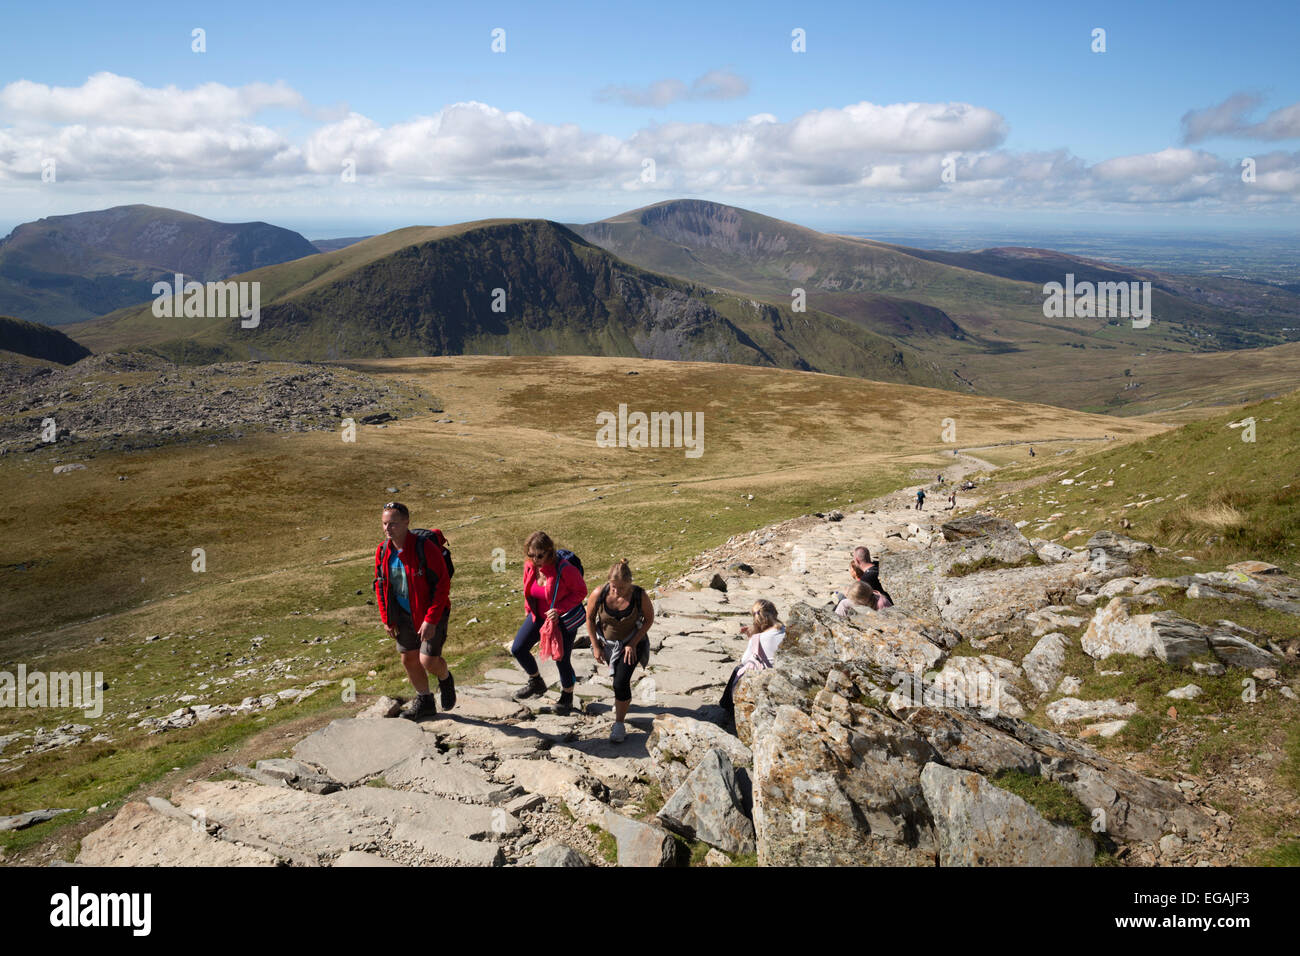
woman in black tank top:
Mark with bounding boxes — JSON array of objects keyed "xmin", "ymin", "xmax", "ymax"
[{"xmin": 585, "ymin": 559, "xmax": 655, "ymax": 743}]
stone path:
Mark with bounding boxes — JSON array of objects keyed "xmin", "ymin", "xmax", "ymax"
[{"xmin": 75, "ymin": 459, "xmax": 976, "ymax": 867}]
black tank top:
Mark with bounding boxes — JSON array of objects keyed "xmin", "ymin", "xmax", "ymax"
[{"xmin": 597, "ymin": 584, "xmax": 642, "ymax": 642}]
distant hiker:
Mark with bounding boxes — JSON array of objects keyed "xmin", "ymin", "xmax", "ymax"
[
  {"xmin": 1029, "ymin": 446, "xmax": 1036, "ymax": 457},
  {"xmin": 947, "ymin": 491, "xmax": 957, "ymax": 510},
  {"xmin": 719, "ymin": 600, "xmax": 785, "ymax": 719},
  {"xmin": 849, "ymin": 546, "xmax": 893, "ymax": 605},
  {"xmin": 373, "ymin": 502, "xmax": 455, "ymax": 720},
  {"xmin": 836, "ymin": 581, "xmax": 890, "ymax": 615},
  {"xmin": 915, "ymin": 488, "xmax": 926, "ymax": 510},
  {"xmin": 513, "ymin": 531, "xmax": 588, "ymax": 715},
  {"xmin": 585, "ymin": 559, "xmax": 655, "ymax": 743},
  {"xmin": 937, "ymin": 474, "xmax": 944, "ymax": 485}
]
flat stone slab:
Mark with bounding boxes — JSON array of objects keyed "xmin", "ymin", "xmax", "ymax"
[
  {"xmin": 330, "ymin": 785, "xmax": 520, "ymax": 840},
  {"xmin": 514, "ymin": 714, "xmax": 582, "ymax": 742},
  {"xmin": 547, "ymin": 738, "xmax": 652, "ymax": 785},
  {"xmin": 393, "ymin": 822, "xmax": 504, "ymax": 867},
  {"xmin": 426, "ymin": 715, "xmax": 547, "ymax": 757},
  {"xmin": 637, "ymin": 670, "xmax": 729, "ymax": 697},
  {"xmin": 76, "ymin": 801, "xmax": 279, "ymax": 867},
  {"xmin": 171, "ymin": 781, "xmax": 388, "ymax": 858},
  {"xmin": 293, "ymin": 718, "xmax": 430, "ymax": 786},
  {"xmin": 0, "ymin": 808, "xmax": 73, "ymax": 831},
  {"xmin": 660, "ymin": 634, "xmax": 733, "ymax": 658},
  {"xmin": 649, "ymin": 649, "xmax": 738, "ymax": 676},
  {"xmin": 654, "ymin": 590, "xmax": 731, "ymax": 616},
  {"xmin": 495, "ymin": 757, "xmax": 589, "ymax": 798},
  {"xmin": 383, "ymin": 753, "xmax": 513, "ymax": 802},
  {"xmin": 450, "ymin": 693, "xmax": 530, "ymax": 721}
]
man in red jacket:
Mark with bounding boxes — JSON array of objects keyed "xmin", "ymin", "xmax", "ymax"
[{"xmin": 374, "ymin": 502, "xmax": 454, "ymax": 719}]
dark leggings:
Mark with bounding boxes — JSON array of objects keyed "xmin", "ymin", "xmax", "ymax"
[
  {"xmin": 610, "ymin": 645, "xmax": 639, "ymax": 703},
  {"xmin": 512, "ymin": 614, "xmax": 577, "ymax": 688}
]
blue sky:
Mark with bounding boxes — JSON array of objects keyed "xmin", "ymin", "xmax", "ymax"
[{"xmin": 1, "ymin": 0, "xmax": 1298, "ymax": 236}]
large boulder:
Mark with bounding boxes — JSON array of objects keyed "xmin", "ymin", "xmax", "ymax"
[
  {"xmin": 657, "ymin": 748, "xmax": 755, "ymax": 855},
  {"xmin": 904, "ymin": 706, "xmax": 1213, "ymax": 844},
  {"xmin": 737, "ymin": 662, "xmax": 940, "ymax": 866},
  {"xmin": 779, "ymin": 602, "xmax": 959, "ymax": 677},
  {"xmin": 1081, "ymin": 598, "xmax": 1277, "ymax": 669},
  {"xmin": 602, "ymin": 810, "xmax": 682, "ymax": 867},
  {"xmin": 646, "ymin": 714, "xmax": 752, "ymax": 796},
  {"xmin": 1086, "ymin": 530, "xmax": 1154, "ymax": 573},
  {"xmin": 526, "ymin": 843, "xmax": 591, "ymax": 867},
  {"xmin": 920, "ymin": 763, "xmax": 1095, "ymax": 866},
  {"xmin": 1045, "ymin": 697, "xmax": 1139, "ymax": 725},
  {"xmin": 941, "ymin": 514, "xmax": 1021, "ymax": 541},
  {"xmin": 1022, "ymin": 632, "xmax": 1071, "ymax": 695},
  {"xmin": 895, "ymin": 560, "xmax": 1092, "ymax": 639},
  {"xmin": 929, "ymin": 655, "xmax": 1029, "ymax": 718}
]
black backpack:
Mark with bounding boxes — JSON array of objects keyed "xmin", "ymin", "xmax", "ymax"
[
  {"xmin": 411, "ymin": 528, "xmax": 454, "ymax": 580},
  {"xmin": 555, "ymin": 547, "xmax": 583, "ymax": 579}
]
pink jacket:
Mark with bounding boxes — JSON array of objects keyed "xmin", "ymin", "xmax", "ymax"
[{"xmin": 522, "ymin": 558, "xmax": 588, "ymax": 620}]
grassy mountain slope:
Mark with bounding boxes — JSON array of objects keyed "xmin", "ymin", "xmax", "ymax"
[
  {"xmin": 64, "ymin": 220, "xmax": 955, "ymax": 388},
  {"xmin": 978, "ymin": 388, "xmax": 1300, "ymax": 570},
  {"xmin": 0, "ymin": 205, "xmax": 319, "ymax": 325},
  {"xmin": 574, "ymin": 200, "xmax": 1300, "ymax": 412}
]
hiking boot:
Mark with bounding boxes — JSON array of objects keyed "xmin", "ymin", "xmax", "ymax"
[
  {"xmin": 401, "ymin": 693, "xmax": 437, "ymax": 720},
  {"xmin": 439, "ymin": 673, "xmax": 456, "ymax": 711},
  {"xmin": 609, "ymin": 721, "xmax": 626, "ymax": 744},
  {"xmin": 513, "ymin": 674, "xmax": 546, "ymax": 700},
  {"xmin": 555, "ymin": 689, "xmax": 574, "ymax": 716}
]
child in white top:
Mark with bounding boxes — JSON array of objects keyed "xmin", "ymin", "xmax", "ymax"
[{"xmin": 720, "ymin": 600, "xmax": 784, "ymax": 718}]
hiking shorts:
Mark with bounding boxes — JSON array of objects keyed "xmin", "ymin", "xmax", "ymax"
[{"xmin": 393, "ymin": 606, "xmax": 449, "ymax": 657}]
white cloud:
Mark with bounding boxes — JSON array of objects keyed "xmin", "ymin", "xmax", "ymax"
[
  {"xmin": 1091, "ymin": 148, "xmax": 1222, "ymax": 185},
  {"xmin": 0, "ymin": 72, "xmax": 308, "ymax": 130},
  {"xmin": 1182, "ymin": 93, "xmax": 1300, "ymax": 142},
  {"xmin": 0, "ymin": 73, "xmax": 1294, "ymax": 214}
]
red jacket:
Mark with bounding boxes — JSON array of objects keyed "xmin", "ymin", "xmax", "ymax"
[
  {"xmin": 374, "ymin": 533, "xmax": 451, "ymax": 627},
  {"xmin": 522, "ymin": 558, "xmax": 587, "ymax": 620}
]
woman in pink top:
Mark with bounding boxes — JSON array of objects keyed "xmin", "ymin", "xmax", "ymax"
[{"xmin": 512, "ymin": 531, "xmax": 588, "ymax": 715}]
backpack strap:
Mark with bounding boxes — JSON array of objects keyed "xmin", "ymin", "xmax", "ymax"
[
  {"xmin": 414, "ymin": 532, "xmax": 428, "ymax": 579},
  {"xmin": 548, "ymin": 561, "xmax": 563, "ymax": 609},
  {"xmin": 375, "ymin": 543, "xmax": 388, "ymax": 618}
]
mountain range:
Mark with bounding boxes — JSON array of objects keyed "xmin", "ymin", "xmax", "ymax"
[{"xmin": 8, "ymin": 199, "xmax": 1297, "ymax": 413}]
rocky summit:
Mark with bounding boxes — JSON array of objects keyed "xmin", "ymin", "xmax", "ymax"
[{"xmin": 71, "ymin": 467, "xmax": 1292, "ymax": 866}]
